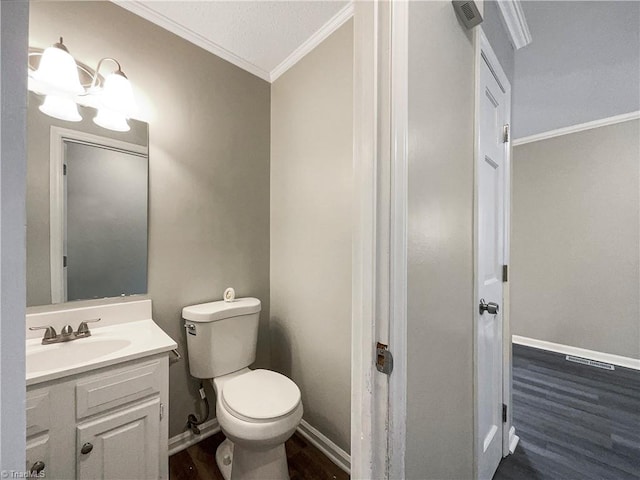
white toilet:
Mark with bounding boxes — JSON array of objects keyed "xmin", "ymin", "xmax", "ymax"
[{"xmin": 183, "ymin": 297, "xmax": 303, "ymax": 480}]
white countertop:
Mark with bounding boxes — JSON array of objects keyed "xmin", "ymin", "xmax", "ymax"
[{"xmin": 27, "ymin": 319, "xmax": 177, "ymax": 386}]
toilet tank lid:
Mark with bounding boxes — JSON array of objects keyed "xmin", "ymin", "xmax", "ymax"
[{"xmin": 182, "ymin": 297, "xmax": 261, "ymax": 322}]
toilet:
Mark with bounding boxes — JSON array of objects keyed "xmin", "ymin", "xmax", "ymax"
[{"xmin": 183, "ymin": 297, "xmax": 303, "ymax": 480}]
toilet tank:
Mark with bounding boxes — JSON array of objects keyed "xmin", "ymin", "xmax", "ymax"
[{"xmin": 182, "ymin": 297, "xmax": 261, "ymax": 379}]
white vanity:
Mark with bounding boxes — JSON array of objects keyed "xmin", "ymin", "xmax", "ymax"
[{"xmin": 26, "ymin": 299, "xmax": 176, "ymax": 479}]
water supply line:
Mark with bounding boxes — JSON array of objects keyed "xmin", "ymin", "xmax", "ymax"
[{"xmin": 187, "ymin": 382, "xmax": 210, "ymax": 435}]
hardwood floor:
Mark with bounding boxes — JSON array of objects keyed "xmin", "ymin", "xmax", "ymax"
[
  {"xmin": 169, "ymin": 431, "xmax": 350, "ymax": 480},
  {"xmin": 494, "ymin": 344, "xmax": 640, "ymax": 480}
]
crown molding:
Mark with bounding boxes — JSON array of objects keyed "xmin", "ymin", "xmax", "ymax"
[
  {"xmin": 513, "ymin": 111, "xmax": 640, "ymax": 146},
  {"xmin": 496, "ymin": 0, "xmax": 532, "ymax": 50},
  {"xmin": 111, "ymin": 1, "xmax": 271, "ymax": 82},
  {"xmin": 269, "ymin": 2, "xmax": 354, "ymax": 82}
]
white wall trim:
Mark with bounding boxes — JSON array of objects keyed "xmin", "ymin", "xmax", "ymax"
[
  {"xmin": 113, "ymin": 1, "xmax": 355, "ymax": 84},
  {"xmin": 512, "ymin": 335, "xmax": 640, "ymax": 371},
  {"xmin": 388, "ymin": 1, "xmax": 408, "ymax": 478},
  {"xmin": 508, "ymin": 427, "xmax": 519, "ymax": 454},
  {"xmin": 167, "ymin": 417, "xmax": 352, "ymax": 474},
  {"xmin": 513, "ymin": 111, "xmax": 640, "ymax": 146},
  {"xmin": 496, "ymin": 0, "xmax": 532, "ymax": 50},
  {"xmin": 351, "ymin": 2, "xmax": 388, "ymax": 479},
  {"xmin": 270, "ymin": 2, "xmax": 354, "ymax": 83},
  {"xmin": 111, "ymin": 1, "xmax": 271, "ymax": 82},
  {"xmin": 167, "ymin": 418, "xmax": 221, "ymax": 457},
  {"xmin": 297, "ymin": 419, "xmax": 351, "ymax": 474}
]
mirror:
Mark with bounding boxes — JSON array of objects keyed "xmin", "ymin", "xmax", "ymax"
[{"xmin": 27, "ymin": 92, "xmax": 149, "ymax": 307}]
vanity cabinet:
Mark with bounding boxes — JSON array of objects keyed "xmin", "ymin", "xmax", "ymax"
[{"xmin": 26, "ymin": 355, "xmax": 169, "ymax": 480}]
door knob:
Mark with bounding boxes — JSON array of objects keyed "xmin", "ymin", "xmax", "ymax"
[
  {"xmin": 81, "ymin": 442, "xmax": 93, "ymax": 454},
  {"xmin": 30, "ymin": 461, "xmax": 45, "ymax": 474},
  {"xmin": 479, "ymin": 298, "xmax": 499, "ymax": 315}
]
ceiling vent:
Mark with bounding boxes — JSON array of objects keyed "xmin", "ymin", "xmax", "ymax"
[{"xmin": 452, "ymin": 1, "xmax": 483, "ymax": 29}]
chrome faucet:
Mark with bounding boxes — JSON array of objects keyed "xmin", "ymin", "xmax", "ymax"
[{"xmin": 30, "ymin": 318, "xmax": 101, "ymax": 345}]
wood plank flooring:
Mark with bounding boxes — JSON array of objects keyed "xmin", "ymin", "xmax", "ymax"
[
  {"xmin": 494, "ymin": 344, "xmax": 640, "ymax": 480},
  {"xmin": 169, "ymin": 431, "xmax": 350, "ymax": 480}
]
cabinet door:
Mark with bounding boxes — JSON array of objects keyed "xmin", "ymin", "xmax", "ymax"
[
  {"xmin": 26, "ymin": 434, "xmax": 50, "ymax": 477},
  {"xmin": 77, "ymin": 398, "xmax": 160, "ymax": 480}
]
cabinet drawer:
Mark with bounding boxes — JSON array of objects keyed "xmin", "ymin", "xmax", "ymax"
[
  {"xmin": 26, "ymin": 388, "xmax": 50, "ymax": 438},
  {"xmin": 76, "ymin": 360, "xmax": 161, "ymax": 419}
]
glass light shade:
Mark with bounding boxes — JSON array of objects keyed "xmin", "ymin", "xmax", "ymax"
[
  {"xmin": 99, "ymin": 72, "xmax": 137, "ymax": 117},
  {"xmin": 39, "ymin": 95, "xmax": 82, "ymax": 122},
  {"xmin": 93, "ymin": 109, "xmax": 130, "ymax": 132},
  {"xmin": 31, "ymin": 45, "xmax": 84, "ymax": 96}
]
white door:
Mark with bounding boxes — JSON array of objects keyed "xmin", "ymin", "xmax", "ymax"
[
  {"xmin": 476, "ymin": 39, "xmax": 509, "ymax": 480},
  {"xmin": 77, "ymin": 398, "xmax": 160, "ymax": 480}
]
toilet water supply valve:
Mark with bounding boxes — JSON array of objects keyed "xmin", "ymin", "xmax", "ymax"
[{"xmin": 187, "ymin": 383, "xmax": 209, "ymax": 435}]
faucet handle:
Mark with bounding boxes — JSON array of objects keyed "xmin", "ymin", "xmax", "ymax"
[
  {"xmin": 29, "ymin": 325, "xmax": 57, "ymax": 342},
  {"xmin": 76, "ymin": 318, "xmax": 101, "ymax": 337},
  {"xmin": 61, "ymin": 325, "xmax": 74, "ymax": 336}
]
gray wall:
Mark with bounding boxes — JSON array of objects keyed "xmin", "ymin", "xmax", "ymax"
[
  {"xmin": 512, "ymin": 120, "xmax": 640, "ymax": 359},
  {"xmin": 270, "ymin": 21, "xmax": 353, "ymax": 453},
  {"xmin": 29, "ymin": 1, "xmax": 271, "ymax": 437},
  {"xmin": 407, "ymin": 2, "xmax": 475, "ymax": 478},
  {"xmin": 0, "ymin": 0, "xmax": 28, "ymax": 470},
  {"xmin": 513, "ymin": 1, "xmax": 640, "ymax": 138},
  {"xmin": 482, "ymin": 1, "xmax": 515, "ymax": 85}
]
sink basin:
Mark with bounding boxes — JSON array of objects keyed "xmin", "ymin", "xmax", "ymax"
[
  {"xmin": 27, "ymin": 338, "xmax": 132, "ymax": 375},
  {"xmin": 25, "ymin": 317, "xmax": 177, "ymax": 386}
]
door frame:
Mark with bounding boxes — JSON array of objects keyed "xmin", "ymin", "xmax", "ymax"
[
  {"xmin": 473, "ymin": 28, "xmax": 514, "ymax": 478},
  {"xmin": 351, "ymin": 1, "xmax": 408, "ymax": 478}
]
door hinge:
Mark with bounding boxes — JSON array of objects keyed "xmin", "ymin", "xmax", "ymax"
[
  {"xmin": 63, "ymin": 164, "xmax": 67, "ymax": 175},
  {"xmin": 502, "ymin": 404, "xmax": 507, "ymax": 423},
  {"xmin": 502, "ymin": 264, "xmax": 508, "ymax": 282},
  {"xmin": 376, "ymin": 342, "xmax": 394, "ymax": 375},
  {"xmin": 63, "ymin": 255, "xmax": 67, "ymax": 268},
  {"xmin": 503, "ymin": 124, "xmax": 510, "ymax": 143},
  {"xmin": 160, "ymin": 402, "xmax": 165, "ymax": 420}
]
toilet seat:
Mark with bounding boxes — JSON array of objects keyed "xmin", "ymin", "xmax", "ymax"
[{"xmin": 221, "ymin": 369, "xmax": 301, "ymax": 422}]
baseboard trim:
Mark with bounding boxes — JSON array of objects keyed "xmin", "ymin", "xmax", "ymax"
[
  {"xmin": 168, "ymin": 418, "xmax": 221, "ymax": 456},
  {"xmin": 508, "ymin": 426, "xmax": 520, "ymax": 454},
  {"xmin": 296, "ymin": 419, "xmax": 350, "ymax": 474},
  {"xmin": 512, "ymin": 111, "xmax": 640, "ymax": 146},
  {"xmin": 168, "ymin": 416, "xmax": 351, "ymax": 473},
  {"xmin": 512, "ymin": 335, "xmax": 640, "ymax": 371}
]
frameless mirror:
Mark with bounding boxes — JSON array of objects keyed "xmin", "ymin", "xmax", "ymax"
[{"xmin": 27, "ymin": 92, "xmax": 149, "ymax": 307}]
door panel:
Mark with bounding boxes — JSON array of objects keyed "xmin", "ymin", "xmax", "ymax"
[{"xmin": 477, "ymin": 53, "xmax": 507, "ymax": 480}]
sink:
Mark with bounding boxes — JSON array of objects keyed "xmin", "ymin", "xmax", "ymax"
[{"xmin": 27, "ymin": 337, "xmax": 132, "ymax": 375}]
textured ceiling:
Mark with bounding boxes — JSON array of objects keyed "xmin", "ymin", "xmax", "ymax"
[{"xmin": 117, "ymin": 1, "xmax": 349, "ymax": 81}]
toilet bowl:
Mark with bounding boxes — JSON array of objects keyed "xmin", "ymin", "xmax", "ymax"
[
  {"xmin": 182, "ymin": 297, "xmax": 303, "ymax": 480},
  {"xmin": 212, "ymin": 368, "xmax": 303, "ymax": 480}
]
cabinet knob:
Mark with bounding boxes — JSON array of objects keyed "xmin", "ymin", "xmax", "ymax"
[
  {"xmin": 30, "ymin": 461, "xmax": 45, "ymax": 474},
  {"xmin": 81, "ymin": 442, "xmax": 94, "ymax": 455}
]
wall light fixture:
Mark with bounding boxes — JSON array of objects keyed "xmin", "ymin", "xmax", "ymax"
[{"xmin": 28, "ymin": 37, "xmax": 138, "ymax": 132}]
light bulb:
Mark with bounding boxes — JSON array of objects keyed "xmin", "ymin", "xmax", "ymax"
[
  {"xmin": 100, "ymin": 71, "xmax": 137, "ymax": 117},
  {"xmin": 31, "ymin": 40, "xmax": 83, "ymax": 97},
  {"xmin": 39, "ymin": 95, "xmax": 82, "ymax": 122},
  {"xmin": 93, "ymin": 109, "xmax": 130, "ymax": 132}
]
